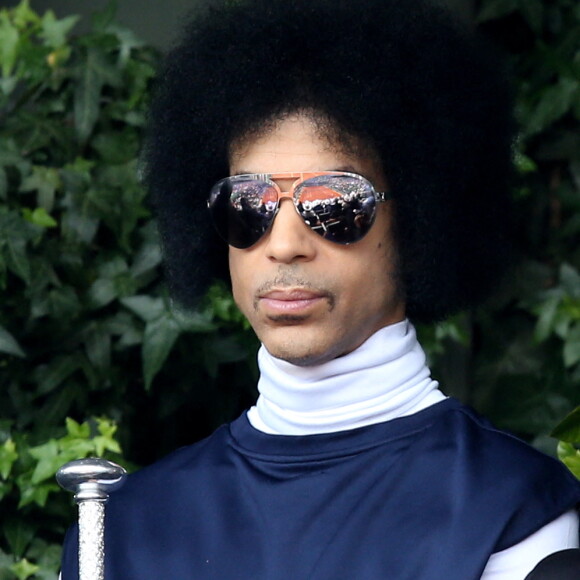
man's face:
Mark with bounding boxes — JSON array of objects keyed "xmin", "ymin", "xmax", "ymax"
[{"xmin": 228, "ymin": 114, "xmax": 405, "ymax": 366}]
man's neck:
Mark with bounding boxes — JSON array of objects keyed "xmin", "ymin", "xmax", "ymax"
[{"xmin": 247, "ymin": 320, "xmax": 446, "ymax": 435}]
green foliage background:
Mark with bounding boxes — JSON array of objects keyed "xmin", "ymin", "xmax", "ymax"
[{"xmin": 0, "ymin": 0, "xmax": 578, "ymax": 577}]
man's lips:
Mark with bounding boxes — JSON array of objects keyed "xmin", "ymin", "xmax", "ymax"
[{"xmin": 258, "ymin": 288, "xmax": 327, "ymax": 314}]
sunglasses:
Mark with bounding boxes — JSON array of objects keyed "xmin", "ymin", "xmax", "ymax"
[{"xmin": 207, "ymin": 171, "xmax": 391, "ymax": 249}]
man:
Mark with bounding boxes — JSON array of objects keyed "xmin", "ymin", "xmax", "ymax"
[{"xmin": 62, "ymin": 0, "xmax": 580, "ymax": 578}]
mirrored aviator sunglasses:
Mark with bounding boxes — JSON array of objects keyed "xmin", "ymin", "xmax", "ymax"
[{"xmin": 207, "ymin": 171, "xmax": 391, "ymax": 249}]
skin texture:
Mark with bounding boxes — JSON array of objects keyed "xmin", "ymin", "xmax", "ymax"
[{"xmin": 228, "ymin": 114, "xmax": 405, "ymax": 366}]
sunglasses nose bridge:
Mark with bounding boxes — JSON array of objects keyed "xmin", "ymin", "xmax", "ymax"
[
  {"xmin": 268, "ymin": 173, "xmax": 304, "ymax": 197},
  {"xmin": 276, "ymin": 190, "xmax": 295, "ymax": 201},
  {"xmin": 273, "ymin": 191, "xmax": 301, "ymax": 221}
]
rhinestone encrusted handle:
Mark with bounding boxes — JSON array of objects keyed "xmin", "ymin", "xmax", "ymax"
[
  {"xmin": 78, "ymin": 501, "xmax": 106, "ymax": 580},
  {"xmin": 57, "ymin": 458, "xmax": 127, "ymax": 580}
]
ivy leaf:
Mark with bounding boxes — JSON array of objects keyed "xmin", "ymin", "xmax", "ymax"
[
  {"xmin": 83, "ymin": 321, "xmax": 111, "ymax": 371},
  {"xmin": 65, "ymin": 417, "xmax": 90, "ymax": 439},
  {"xmin": 513, "ymin": 150, "xmax": 537, "ymax": 174},
  {"xmin": 28, "ymin": 437, "xmax": 92, "ymax": 486},
  {"xmin": 533, "ymin": 292, "xmax": 560, "ymax": 343},
  {"xmin": 557, "ymin": 442, "xmax": 580, "ymax": 480},
  {"xmin": 47, "ymin": 286, "xmax": 82, "ymax": 321},
  {"xmin": 96, "ymin": 417, "xmax": 118, "ymax": 440},
  {"xmin": 93, "ymin": 435, "xmax": 121, "ymax": 456},
  {"xmin": 37, "ymin": 355, "xmax": 82, "ymax": 395},
  {"xmin": 4, "ymin": 520, "xmax": 34, "ymax": 559},
  {"xmin": 92, "ymin": 130, "xmax": 139, "ymax": 164},
  {"xmin": 61, "ymin": 209, "xmax": 99, "ymax": 244},
  {"xmin": 0, "ymin": 212, "xmax": 35, "ymax": 284},
  {"xmin": 130, "ymin": 238, "xmax": 162, "ymax": 278},
  {"xmin": 563, "ymin": 324, "xmax": 580, "ymax": 368},
  {"xmin": 142, "ymin": 314, "xmax": 181, "ymax": 390},
  {"xmin": 17, "ymin": 481, "xmax": 59, "ymax": 508},
  {"xmin": 113, "ymin": 25, "xmax": 145, "ymax": 65},
  {"xmin": 74, "ymin": 47, "xmax": 112, "ymax": 142},
  {"xmin": 0, "ymin": 325, "xmax": 26, "ymax": 357},
  {"xmin": 121, "ymin": 295, "xmax": 165, "ymax": 322},
  {"xmin": 87, "ymin": 278, "xmax": 117, "ymax": 309},
  {"xmin": 0, "ymin": 12, "xmax": 20, "ymax": 77},
  {"xmin": 525, "ymin": 78, "xmax": 579, "ymax": 136},
  {"xmin": 22, "ymin": 207, "xmax": 57, "ymax": 228},
  {"xmin": 0, "ymin": 167, "xmax": 7, "ymax": 200},
  {"xmin": 551, "ymin": 406, "xmax": 580, "ymax": 442},
  {"xmin": 74, "ymin": 38, "xmax": 122, "ymax": 143},
  {"xmin": 26, "ymin": 540, "xmax": 63, "ymax": 577},
  {"xmin": 560, "ymin": 263, "xmax": 580, "ymax": 299},
  {"xmin": 19, "ymin": 166, "xmax": 61, "ymax": 212},
  {"xmin": 27, "ymin": 439, "xmax": 60, "ymax": 484},
  {"xmin": 40, "ymin": 11, "xmax": 79, "ymax": 48},
  {"xmin": 173, "ymin": 308, "xmax": 216, "ymax": 333},
  {"xmin": 74, "ymin": 70, "xmax": 101, "ymax": 142},
  {"xmin": 0, "ymin": 439, "xmax": 18, "ymax": 479},
  {"xmin": 11, "ymin": 0, "xmax": 40, "ymax": 29},
  {"xmin": 55, "ymin": 440, "xmax": 94, "ymax": 461},
  {"xmin": 476, "ymin": 0, "xmax": 519, "ymax": 22},
  {"xmin": 91, "ymin": 0, "xmax": 119, "ymax": 32},
  {"xmin": 10, "ymin": 558, "xmax": 40, "ymax": 580},
  {"xmin": 519, "ymin": 0, "xmax": 543, "ymax": 35}
]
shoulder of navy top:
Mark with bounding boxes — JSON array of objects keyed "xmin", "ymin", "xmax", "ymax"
[{"xmin": 61, "ymin": 398, "xmax": 580, "ymax": 580}]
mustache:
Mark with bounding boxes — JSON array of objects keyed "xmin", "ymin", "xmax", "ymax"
[{"xmin": 254, "ymin": 273, "xmax": 336, "ymax": 309}]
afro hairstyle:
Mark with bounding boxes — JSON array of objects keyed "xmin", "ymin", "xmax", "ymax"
[{"xmin": 143, "ymin": 0, "xmax": 516, "ymax": 324}]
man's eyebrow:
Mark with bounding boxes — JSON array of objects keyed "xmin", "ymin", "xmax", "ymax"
[
  {"xmin": 332, "ymin": 165, "xmax": 375, "ymax": 182},
  {"xmin": 333, "ymin": 165, "xmax": 361, "ymax": 175}
]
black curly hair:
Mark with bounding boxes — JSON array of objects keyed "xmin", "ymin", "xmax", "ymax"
[{"xmin": 144, "ymin": 0, "xmax": 516, "ymax": 323}]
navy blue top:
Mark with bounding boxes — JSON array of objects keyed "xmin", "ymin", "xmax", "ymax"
[{"xmin": 61, "ymin": 398, "xmax": 580, "ymax": 579}]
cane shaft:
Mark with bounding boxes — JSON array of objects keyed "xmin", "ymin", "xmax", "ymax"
[
  {"xmin": 78, "ymin": 501, "xmax": 105, "ymax": 580},
  {"xmin": 57, "ymin": 458, "xmax": 126, "ymax": 580}
]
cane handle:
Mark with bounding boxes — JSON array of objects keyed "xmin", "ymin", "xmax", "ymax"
[{"xmin": 57, "ymin": 458, "xmax": 126, "ymax": 502}]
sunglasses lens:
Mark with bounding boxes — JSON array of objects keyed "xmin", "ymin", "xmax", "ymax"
[
  {"xmin": 296, "ymin": 174, "xmax": 377, "ymax": 244},
  {"xmin": 208, "ymin": 173, "xmax": 380, "ymax": 248},
  {"xmin": 208, "ymin": 177, "xmax": 278, "ymax": 249}
]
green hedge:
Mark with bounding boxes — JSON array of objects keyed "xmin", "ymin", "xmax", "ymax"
[{"xmin": 0, "ymin": 0, "xmax": 579, "ymax": 577}]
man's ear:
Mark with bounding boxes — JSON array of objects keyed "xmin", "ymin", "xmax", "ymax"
[{"xmin": 524, "ymin": 549, "xmax": 580, "ymax": 579}]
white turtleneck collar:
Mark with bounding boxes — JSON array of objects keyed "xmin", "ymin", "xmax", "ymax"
[{"xmin": 247, "ymin": 319, "xmax": 446, "ymax": 435}]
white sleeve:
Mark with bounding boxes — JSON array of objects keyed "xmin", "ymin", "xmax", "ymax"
[{"xmin": 480, "ymin": 509, "xmax": 579, "ymax": 579}]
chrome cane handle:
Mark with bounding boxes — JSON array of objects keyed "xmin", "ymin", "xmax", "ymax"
[{"xmin": 57, "ymin": 458, "xmax": 127, "ymax": 580}]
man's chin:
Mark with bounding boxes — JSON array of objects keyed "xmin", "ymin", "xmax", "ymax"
[
  {"xmin": 262, "ymin": 336, "xmax": 342, "ymax": 367},
  {"xmin": 271, "ymin": 352, "xmax": 333, "ymax": 367}
]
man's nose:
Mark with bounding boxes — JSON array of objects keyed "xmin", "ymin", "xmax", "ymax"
[{"xmin": 263, "ymin": 199, "xmax": 317, "ymax": 263}]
